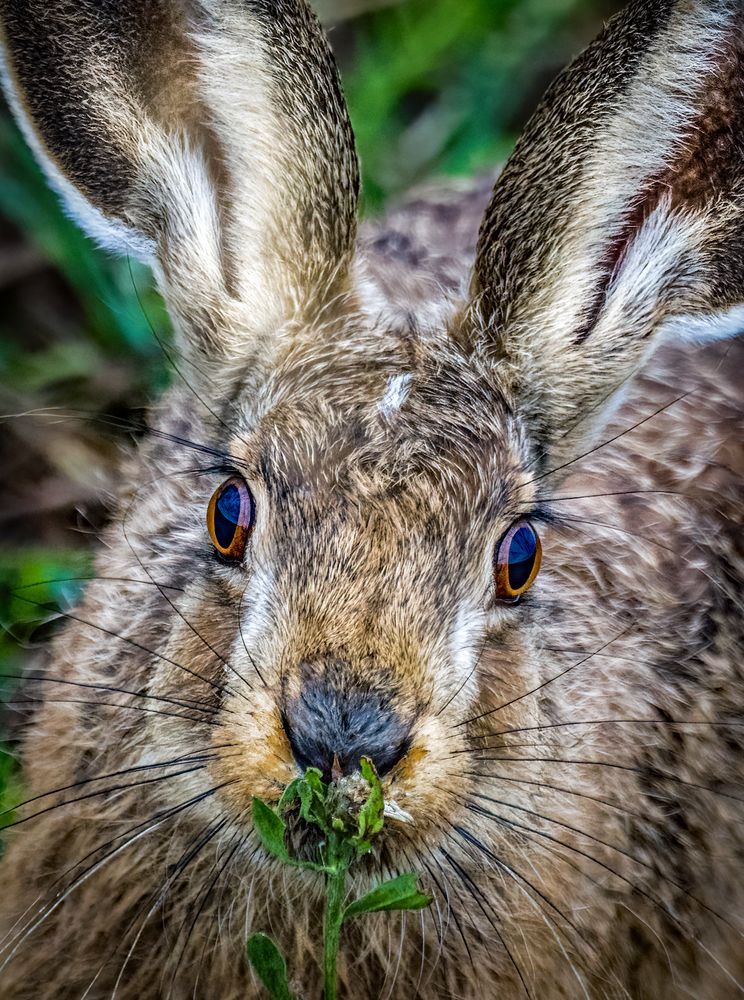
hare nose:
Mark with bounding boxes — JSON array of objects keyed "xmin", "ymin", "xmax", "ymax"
[{"xmin": 281, "ymin": 674, "xmax": 412, "ymax": 783}]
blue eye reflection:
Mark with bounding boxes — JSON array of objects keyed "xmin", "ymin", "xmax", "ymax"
[
  {"xmin": 214, "ymin": 483, "xmax": 242, "ymax": 549},
  {"xmin": 507, "ymin": 525, "xmax": 538, "ymax": 591}
]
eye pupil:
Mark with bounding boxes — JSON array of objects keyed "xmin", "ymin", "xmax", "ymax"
[
  {"xmin": 214, "ymin": 483, "xmax": 241, "ymax": 549},
  {"xmin": 207, "ymin": 475, "xmax": 255, "ymax": 561},
  {"xmin": 494, "ymin": 518, "xmax": 542, "ymax": 600},
  {"xmin": 507, "ymin": 525, "xmax": 538, "ymax": 591}
]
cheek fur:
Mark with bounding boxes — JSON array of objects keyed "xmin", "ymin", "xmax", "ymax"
[{"xmin": 212, "ymin": 686, "xmax": 296, "ymax": 809}]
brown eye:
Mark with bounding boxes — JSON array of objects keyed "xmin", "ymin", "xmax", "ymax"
[
  {"xmin": 207, "ymin": 476, "xmax": 255, "ymax": 562},
  {"xmin": 494, "ymin": 519, "xmax": 542, "ymax": 601}
]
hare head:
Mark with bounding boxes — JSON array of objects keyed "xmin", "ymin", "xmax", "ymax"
[{"xmin": 2, "ymin": 0, "xmax": 744, "ymax": 996}]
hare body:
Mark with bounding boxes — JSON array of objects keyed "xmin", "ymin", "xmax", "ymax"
[{"xmin": 2, "ymin": 2, "xmax": 744, "ymax": 998}]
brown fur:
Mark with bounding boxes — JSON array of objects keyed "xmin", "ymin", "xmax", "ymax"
[{"xmin": 1, "ymin": 1, "xmax": 744, "ymax": 998}]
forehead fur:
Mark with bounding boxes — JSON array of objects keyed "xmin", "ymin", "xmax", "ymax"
[{"xmin": 228, "ymin": 325, "xmax": 532, "ymax": 521}]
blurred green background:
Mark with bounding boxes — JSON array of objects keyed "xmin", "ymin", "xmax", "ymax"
[{"xmin": 0, "ymin": 0, "xmax": 622, "ymax": 821}]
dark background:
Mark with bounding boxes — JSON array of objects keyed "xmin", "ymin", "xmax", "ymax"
[{"xmin": 0, "ymin": 0, "xmax": 623, "ymax": 815}]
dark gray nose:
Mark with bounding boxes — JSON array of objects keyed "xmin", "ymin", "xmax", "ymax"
[{"xmin": 281, "ymin": 672, "xmax": 412, "ymax": 783}]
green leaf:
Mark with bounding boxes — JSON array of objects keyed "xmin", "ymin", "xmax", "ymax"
[
  {"xmin": 251, "ymin": 798, "xmax": 290, "ymax": 863},
  {"xmin": 343, "ymin": 873, "xmax": 433, "ymax": 920},
  {"xmin": 277, "ymin": 777, "xmax": 304, "ymax": 812},
  {"xmin": 355, "ymin": 757, "xmax": 384, "ymax": 848},
  {"xmin": 247, "ymin": 933, "xmax": 296, "ymax": 1000}
]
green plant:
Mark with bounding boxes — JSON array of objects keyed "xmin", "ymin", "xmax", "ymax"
[{"xmin": 247, "ymin": 758, "xmax": 431, "ymax": 1000}]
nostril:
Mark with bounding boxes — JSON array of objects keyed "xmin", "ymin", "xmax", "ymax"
[{"xmin": 281, "ymin": 679, "xmax": 413, "ymax": 782}]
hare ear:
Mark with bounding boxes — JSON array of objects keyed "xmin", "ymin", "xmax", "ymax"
[
  {"xmin": 467, "ymin": 0, "xmax": 744, "ymax": 465},
  {"xmin": 0, "ymin": 0, "xmax": 359, "ymax": 359}
]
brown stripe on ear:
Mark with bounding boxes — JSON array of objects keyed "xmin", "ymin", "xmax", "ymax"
[
  {"xmin": 470, "ymin": 0, "xmax": 675, "ymax": 336},
  {"xmin": 1, "ymin": 0, "xmax": 361, "ymax": 360},
  {"xmin": 0, "ymin": 0, "xmax": 182, "ymax": 221},
  {"xmin": 573, "ymin": 18, "xmax": 744, "ymax": 346}
]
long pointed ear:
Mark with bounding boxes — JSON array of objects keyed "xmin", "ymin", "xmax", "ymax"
[
  {"xmin": 466, "ymin": 0, "xmax": 744, "ymax": 467},
  {"xmin": 0, "ymin": 0, "xmax": 359, "ymax": 362}
]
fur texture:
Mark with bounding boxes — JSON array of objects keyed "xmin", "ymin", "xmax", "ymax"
[{"xmin": 1, "ymin": 1, "xmax": 744, "ymax": 998}]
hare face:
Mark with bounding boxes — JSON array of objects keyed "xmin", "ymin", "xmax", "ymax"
[{"xmin": 141, "ymin": 334, "xmax": 539, "ymax": 863}]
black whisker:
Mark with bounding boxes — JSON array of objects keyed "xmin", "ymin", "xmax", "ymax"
[
  {"xmin": 2, "ymin": 698, "xmax": 219, "ymax": 727},
  {"xmin": 110, "ymin": 815, "xmax": 233, "ymax": 998},
  {"xmin": 0, "ymin": 780, "xmax": 238, "ymax": 966},
  {"xmin": 0, "ymin": 672, "xmax": 220, "ymax": 718},
  {"xmin": 466, "ymin": 769, "xmax": 643, "ymax": 820},
  {"xmin": 126, "ymin": 257, "xmax": 252, "ymax": 452},
  {"xmin": 468, "ymin": 791, "xmax": 741, "ymax": 935},
  {"xmin": 455, "ymin": 625, "xmax": 633, "ymax": 728},
  {"xmin": 525, "ymin": 389, "xmax": 694, "ymax": 487},
  {"xmin": 435, "ymin": 633, "xmax": 489, "ymax": 718},
  {"xmin": 469, "ymin": 753, "xmax": 744, "ymax": 805},
  {"xmin": 450, "ymin": 821, "xmax": 609, "ymax": 995},
  {"xmin": 10, "ymin": 592, "xmax": 232, "ymax": 700},
  {"xmin": 416, "ymin": 839, "xmax": 474, "ymax": 968},
  {"xmin": 119, "ymin": 488, "xmax": 256, "ymax": 702},
  {"xmin": 470, "ymin": 717, "xmax": 744, "ymax": 744},
  {"xmin": 441, "ymin": 846, "xmax": 533, "ymax": 999},
  {"xmin": 531, "ymin": 489, "xmax": 694, "ymax": 504},
  {"xmin": 11, "ymin": 576, "xmax": 185, "ymax": 594},
  {"xmin": 464, "ymin": 799, "xmax": 744, "ymax": 989},
  {"xmin": 2, "ymin": 763, "xmax": 212, "ymax": 831},
  {"xmin": 0, "ymin": 744, "xmax": 233, "ymax": 820},
  {"xmin": 166, "ymin": 822, "xmax": 248, "ymax": 998},
  {"xmin": 0, "ymin": 407, "xmax": 245, "ymax": 467}
]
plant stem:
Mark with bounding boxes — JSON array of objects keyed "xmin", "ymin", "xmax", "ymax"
[{"xmin": 323, "ymin": 864, "xmax": 346, "ymax": 1000}]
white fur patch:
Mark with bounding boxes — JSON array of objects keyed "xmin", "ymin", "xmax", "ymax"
[
  {"xmin": 445, "ymin": 604, "xmax": 485, "ymax": 703},
  {"xmin": 660, "ymin": 303, "xmax": 744, "ymax": 343},
  {"xmin": 378, "ymin": 374, "xmax": 412, "ymax": 419}
]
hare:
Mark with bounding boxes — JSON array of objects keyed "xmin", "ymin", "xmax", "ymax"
[{"xmin": 1, "ymin": 0, "xmax": 744, "ymax": 997}]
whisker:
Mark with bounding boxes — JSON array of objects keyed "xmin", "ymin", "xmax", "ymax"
[
  {"xmin": 125, "ymin": 256, "xmax": 253, "ymax": 453},
  {"xmin": 11, "ymin": 576, "xmax": 185, "ymax": 594},
  {"xmin": 466, "ymin": 769, "xmax": 643, "ymax": 820},
  {"xmin": 550, "ymin": 514, "xmax": 676, "ymax": 554},
  {"xmin": 455, "ymin": 625, "xmax": 633, "ymax": 728},
  {"xmin": 10, "ymin": 592, "xmax": 232, "ymax": 700},
  {"xmin": 464, "ymin": 800, "xmax": 744, "ymax": 992},
  {"xmin": 1, "ymin": 698, "xmax": 220, "ymax": 727},
  {"xmin": 237, "ymin": 582, "xmax": 268, "ymax": 688},
  {"xmin": 529, "ymin": 489, "xmax": 695, "ymax": 504},
  {"xmin": 0, "ymin": 744, "xmax": 233, "ymax": 820},
  {"xmin": 469, "ymin": 717, "xmax": 744, "ymax": 743},
  {"xmin": 524, "ymin": 389, "xmax": 695, "ymax": 487},
  {"xmin": 469, "ymin": 754, "xmax": 744, "ymax": 805},
  {"xmin": 451, "ymin": 823, "xmax": 598, "ymax": 999},
  {"xmin": 416, "ymin": 842, "xmax": 472, "ymax": 966},
  {"xmin": 435, "ymin": 633, "xmax": 489, "ymax": 718},
  {"xmin": 0, "ymin": 780, "xmax": 237, "ymax": 970},
  {"xmin": 110, "ymin": 816, "xmax": 233, "ymax": 999},
  {"xmin": 119, "ymin": 482, "xmax": 257, "ymax": 703},
  {"xmin": 0, "ymin": 407, "xmax": 245, "ymax": 467},
  {"xmin": 468, "ymin": 791, "xmax": 742, "ymax": 934},
  {"xmin": 2, "ymin": 763, "xmax": 212, "ymax": 832},
  {"xmin": 166, "ymin": 824, "xmax": 248, "ymax": 998},
  {"xmin": 0, "ymin": 672, "xmax": 220, "ymax": 718},
  {"xmin": 441, "ymin": 846, "xmax": 533, "ymax": 999}
]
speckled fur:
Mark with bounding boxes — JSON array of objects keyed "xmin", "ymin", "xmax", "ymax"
[{"xmin": 1, "ymin": 1, "xmax": 744, "ymax": 998}]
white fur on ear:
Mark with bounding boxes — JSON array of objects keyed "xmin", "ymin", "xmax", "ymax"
[
  {"xmin": 0, "ymin": 56, "xmax": 154, "ymax": 260},
  {"xmin": 516, "ymin": 4, "xmax": 738, "ymax": 352},
  {"xmin": 659, "ymin": 304, "xmax": 744, "ymax": 344}
]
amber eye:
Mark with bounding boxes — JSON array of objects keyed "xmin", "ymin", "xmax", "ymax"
[
  {"xmin": 207, "ymin": 476, "xmax": 255, "ymax": 562},
  {"xmin": 494, "ymin": 519, "xmax": 542, "ymax": 601}
]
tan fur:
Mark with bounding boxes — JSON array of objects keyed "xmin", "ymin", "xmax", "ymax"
[{"xmin": 1, "ymin": 1, "xmax": 744, "ymax": 998}]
